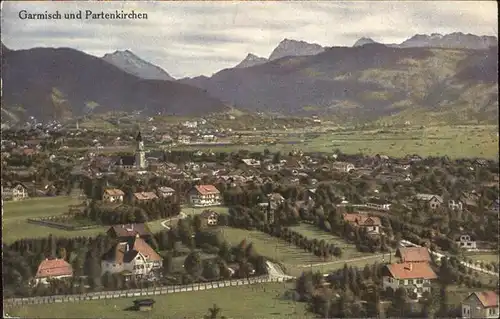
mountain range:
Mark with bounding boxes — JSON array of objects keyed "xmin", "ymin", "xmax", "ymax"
[
  {"xmin": 1, "ymin": 32, "xmax": 498, "ymax": 124},
  {"xmin": 1, "ymin": 44, "xmax": 228, "ymax": 122}
]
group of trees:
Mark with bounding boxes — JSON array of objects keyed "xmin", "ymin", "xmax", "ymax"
[
  {"xmin": 3, "ymin": 215, "xmax": 268, "ymax": 298},
  {"xmin": 78, "ymin": 197, "xmax": 181, "ymax": 225}
]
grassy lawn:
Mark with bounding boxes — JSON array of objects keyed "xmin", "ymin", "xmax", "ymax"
[
  {"xmin": 218, "ymin": 227, "xmax": 323, "ymax": 266},
  {"xmin": 216, "ymin": 227, "xmax": 390, "ymax": 276},
  {"xmin": 5, "ymin": 283, "xmax": 312, "ymax": 319},
  {"xmin": 172, "ymin": 125, "xmax": 498, "ymax": 159},
  {"xmin": 183, "ymin": 206, "xmax": 229, "ymax": 217},
  {"xmin": 289, "ymin": 223, "xmax": 369, "ymax": 259},
  {"xmin": 465, "ymin": 251, "xmax": 499, "ymax": 264},
  {"xmin": 2, "ymin": 196, "xmax": 173, "ymax": 243}
]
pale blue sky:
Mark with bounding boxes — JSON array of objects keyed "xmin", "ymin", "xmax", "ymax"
[{"xmin": 2, "ymin": 1, "xmax": 498, "ymax": 78}]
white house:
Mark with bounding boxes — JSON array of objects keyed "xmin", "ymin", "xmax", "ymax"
[
  {"xmin": 382, "ymin": 262, "xmax": 437, "ymax": 299},
  {"xmin": 200, "ymin": 210, "xmax": 219, "ymax": 226},
  {"xmin": 102, "ymin": 188, "xmax": 125, "ymax": 203},
  {"xmin": 449, "ymin": 200, "xmax": 464, "ymax": 211},
  {"xmin": 462, "ymin": 291, "xmax": 499, "ymax": 318},
  {"xmin": 455, "ymin": 234, "xmax": 477, "ymax": 250},
  {"xmin": 101, "ymin": 237, "xmax": 162, "ymax": 279},
  {"xmin": 332, "ymin": 161, "xmax": 355, "ymax": 173},
  {"xmin": 34, "ymin": 258, "xmax": 74, "ymax": 285},
  {"xmin": 2, "ymin": 183, "xmax": 29, "ymax": 201},
  {"xmin": 157, "ymin": 186, "xmax": 175, "ymax": 198},
  {"xmin": 189, "ymin": 185, "xmax": 221, "ymax": 207}
]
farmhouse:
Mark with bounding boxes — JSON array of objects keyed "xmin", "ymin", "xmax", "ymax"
[
  {"xmin": 342, "ymin": 213, "xmax": 381, "ymax": 234},
  {"xmin": 2, "ymin": 183, "xmax": 29, "ymax": 201},
  {"xmin": 101, "ymin": 236, "xmax": 162, "ymax": 278},
  {"xmin": 382, "ymin": 262, "xmax": 437, "ymax": 299},
  {"xmin": 34, "ymin": 258, "xmax": 74, "ymax": 285},
  {"xmin": 396, "ymin": 247, "xmax": 431, "ymax": 263},
  {"xmin": 461, "ymin": 290, "xmax": 499, "ymax": 318},
  {"xmin": 415, "ymin": 193, "xmax": 443, "ymax": 209},
  {"xmin": 107, "ymin": 223, "xmax": 152, "ymax": 240},
  {"xmin": 189, "ymin": 184, "xmax": 221, "ymax": 207},
  {"xmin": 103, "ymin": 188, "xmax": 125, "ymax": 203}
]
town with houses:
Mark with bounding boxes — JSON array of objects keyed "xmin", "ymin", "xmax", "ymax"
[{"xmin": 2, "ymin": 118, "xmax": 499, "ymax": 318}]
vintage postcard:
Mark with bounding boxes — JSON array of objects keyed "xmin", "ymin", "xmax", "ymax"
[{"xmin": 1, "ymin": 1, "xmax": 499, "ymax": 318}]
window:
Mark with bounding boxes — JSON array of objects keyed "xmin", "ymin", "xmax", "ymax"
[
  {"xmin": 416, "ymin": 279, "xmax": 423, "ymax": 284},
  {"xmin": 399, "ymin": 280, "xmax": 404, "ymax": 285},
  {"xmin": 408, "ymin": 279, "xmax": 413, "ymax": 284},
  {"xmin": 489, "ymin": 308, "xmax": 497, "ymax": 315}
]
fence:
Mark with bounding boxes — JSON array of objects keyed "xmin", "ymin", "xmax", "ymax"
[
  {"xmin": 26, "ymin": 216, "xmax": 100, "ymax": 231},
  {"xmin": 4, "ymin": 276, "xmax": 287, "ymax": 306},
  {"xmin": 336, "ymin": 203, "xmax": 391, "ymax": 211}
]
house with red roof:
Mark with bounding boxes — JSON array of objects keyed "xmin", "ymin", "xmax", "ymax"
[
  {"xmin": 189, "ymin": 184, "xmax": 221, "ymax": 207},
  {"xmin": 34, "ymin": 258, "xmax": 73, "ymax": 285},
  {"xmin": 461, "ymin": 290, "xmax": 499, "ymax": 318},
  {"xmin": 395, "ymin": 247, "xmax": 431, "ymax": 263},
  {"xmin": 382, "ymin": 262, "xmax": 437, "ymax": 299},
  {"xmin": 101, "ymin": 236, "xmax": 162, "ymax": 279},
  {"xmin": 342, "ymin": 213, "xmax": 382, "ymax": 234}
]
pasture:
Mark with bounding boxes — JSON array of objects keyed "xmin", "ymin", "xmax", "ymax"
[
  {"xmin": 172, "ymin": 125, "xmax": 499, "ymax": 159},
  {"xmin": 2, "ymin": 196, "xmax": 169, "ymax": 243},
  {"xmin": 289, "ymin": 223, "xmax": 369, "ymax": 259},
  {"xmin": 183, "ymin": 206, "xmax": 229, "ymax": 217},
  {"xmin": 5, "ymin": 282, "xmax": 312, "ymax": 319},
  {"xmin": 218, "ymin": 227, "xmax": 324, "ymax": 266},
  {"xmin": 465, "ymin": 251, "xmax": 499, "ymax": 264},
  {"xmin": 217, "ymin": 226, "xmax": 389, "ymax": 277}
]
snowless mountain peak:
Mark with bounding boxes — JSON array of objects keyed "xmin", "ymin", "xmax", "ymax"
[
  {"xmin": 269, "ymin": 38, "xmax": 325, "ymax": 61},
  {"xmin": 102, "ymin": 50, "xmax": 174, "ymax": 81}
]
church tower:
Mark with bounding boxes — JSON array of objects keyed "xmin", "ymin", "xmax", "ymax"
[{"xmin": 135, "ymin": 131, "xmax": 147, "ymax": 169}]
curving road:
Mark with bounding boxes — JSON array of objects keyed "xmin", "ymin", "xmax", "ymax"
[
  {"xmin": 160, "ymin": 212, "xmax": 187, "ymax": 230},
  {"xmin": 400, "ymin": 239, "xmax": 499, "ymax": 277}
]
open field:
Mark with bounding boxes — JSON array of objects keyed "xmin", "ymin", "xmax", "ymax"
[
  {"xmin": 289, "ymin": 223, "xmax": 370, "ymax": 259},
  {"xmin": 219, "ymin": 227, "xmax": 324, "ymax": 266},
  {"xmin": 172, "ymin": 125, "xmax": 499, "ymax": 159},
  {"xmin": 5, "ymin": 282, "xmax": 311, "ymax": 319},
  {"xmin": 2, "ymin": 196, "xmax": 170, "ymax": 243},
  {"xmin": 465, "ymin": 251, "xmax": 499, "ymax": 264},
  {"xmin": 217, "ymin": 227, "xmax": 388, "ymax": 276},
  {"xmin": 183, "ymin": 206, "xmax": 229, "ymax": 217}
]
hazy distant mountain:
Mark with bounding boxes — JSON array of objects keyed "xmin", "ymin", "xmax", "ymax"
[
  {"xmin": 234, "ymin": 53, "xmax": 268, "ymax": 68},
  {"xmin": 182, "ymin": 44, "xmax": 498, "ymax": 124},
  {"xmin": 102, "ymin": 50, "xmax": 175, "ymax": 81},
  {"xmin": 353, "ymin": 37, "xmax": 378, "ymax": 47},
  {"xmin": 398, "ymin": 32, "xmax": 497, "ymax": 50},
  {"xmin": 269, "ymin": 38, "xmax": 325, "ymax": 61},
  {"xmin": 1, "ymin": 45, "xmax": 228, "ymax": 121}
]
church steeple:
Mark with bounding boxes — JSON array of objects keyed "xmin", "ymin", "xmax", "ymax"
[
  {"xmin": 136, "ymin": 131, "xmax": 143, "ymax": 142},
  {"xmin": 135, "ymin": 130, "xmax": 146, "ymax": 169}
]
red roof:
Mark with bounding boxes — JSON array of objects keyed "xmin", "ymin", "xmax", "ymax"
[
  {"xmin": 343, "ymin": 213, "xmax": 381, "ymax": 226},
  {"xmin": 386, "ymin": 262, "xmax": 437, "ymax": 280},
  {"xmin": 470, "ymin": 291, "xmax": 499, "ymax": 308},
  {"xmin": 397, "ymin": 247, "xmax": 431, "ymax": 263},
  {"xmin": 194, "ymin": 185, "xmax": 220, "ymax": 195},
  {"xmin": 35, "ymin": 258, "xmax": 73, "ymax": 278}
]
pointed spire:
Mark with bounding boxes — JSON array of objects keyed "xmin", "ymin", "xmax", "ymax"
[{"xmin": 136, "ymin": 131, "xmax": 142, "ymax": 142}]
